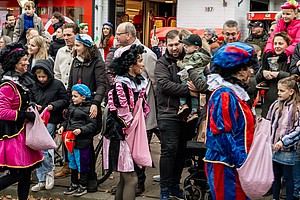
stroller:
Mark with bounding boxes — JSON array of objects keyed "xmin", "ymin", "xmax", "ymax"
[{"xmin": 183, "ymin": 140, "xmax": 212, "ymax": 200}]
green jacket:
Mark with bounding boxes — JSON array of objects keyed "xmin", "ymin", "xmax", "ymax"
[{"xmin": 244, "ymin": 32, "xmax": 269, "ymax": 52}]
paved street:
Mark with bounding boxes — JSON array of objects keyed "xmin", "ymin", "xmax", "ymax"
[{"xmin": 0, "ymin": 130, "xmax": 275, "ymax": 200}]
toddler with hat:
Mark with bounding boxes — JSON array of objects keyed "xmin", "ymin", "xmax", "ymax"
[
  {"xmin": 177, "ymin": 34, "xmax": 211, "ymax": 122},
  {"xmin": 57, "ymin": 83, "xmax": 97, "ymax": 197}
]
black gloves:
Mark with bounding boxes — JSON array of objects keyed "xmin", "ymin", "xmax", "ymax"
[
  {"xmin": 277, "ymin": 52, "xmax": 288, "ymax": 63},
  {"xmin": 17, "ymin": 111, "xmax": 35, "ymax": 122}
]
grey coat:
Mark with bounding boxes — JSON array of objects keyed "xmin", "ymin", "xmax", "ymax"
[{"xmin": 13, "ymin": 13, "xmax": 45, "ymax": 44}]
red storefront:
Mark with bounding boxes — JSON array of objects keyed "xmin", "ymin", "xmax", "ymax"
[{"xmin": 0, "ymin": 0, "xmax": 93, "ymax": 36}]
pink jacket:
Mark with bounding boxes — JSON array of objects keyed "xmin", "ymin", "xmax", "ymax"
[
  {"xmin": 265, "ymin": 18, "xmax": 300, "ymax": 56},
  {"xmin": 0, "ymin": 82, "xmax": 20, "ymax": 122}
]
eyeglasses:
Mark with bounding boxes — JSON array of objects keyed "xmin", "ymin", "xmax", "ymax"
[
  {"xmin": 116, "ymin": 32, "xmax": 128, "ymax": 36},
  {"xmin": 223, "ymin": 32, "xmax": 238, "ymax": 37}
]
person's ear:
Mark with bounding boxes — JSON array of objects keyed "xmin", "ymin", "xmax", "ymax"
[{"xmin": 289, "ymin": 89, "xmax": 295, "ymax": 96}]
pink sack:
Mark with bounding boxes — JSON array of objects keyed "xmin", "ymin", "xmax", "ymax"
[
  {"xmin": 125, "ymin": 98, "xmax": 152, "ymax": 167},
  {"xmin": 25, "ymin": 107, "xmax": 57, "ymax": 150},
  {"xmin": 237, "ymin": 118, "xmax": 274, "ymax": 199}
]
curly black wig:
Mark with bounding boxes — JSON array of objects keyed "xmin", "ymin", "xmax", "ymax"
[
  {"xmin": 0, "ymin": 43, "xmax": 27, "ymax": 72},
  {"xmin": 110, "ymin": 44, "xmax": 145, "ymax": 76}
]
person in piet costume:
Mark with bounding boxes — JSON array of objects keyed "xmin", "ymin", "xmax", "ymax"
[
  {"xmin": 0, "ymin": 43, "xmax": 43, "ymax": 200},
  {"xmin": 204, "ymin": 42, "xmax": 256, "ymax": 200}
]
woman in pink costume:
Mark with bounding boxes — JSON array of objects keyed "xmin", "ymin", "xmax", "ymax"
[{"xmin": 0, "ymin": 43, "xmax": 43, "ymax": 200}]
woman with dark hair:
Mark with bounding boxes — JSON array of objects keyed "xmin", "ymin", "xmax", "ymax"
[
  {"xmin": 204, "ymin": 42, "xmax": 256, "ymax": 199},
  {"xmin": 98, "ymin": 22, "xmax": 114, "ymax": 60},
  {"xmin": 103, "ymin": 44, "xmax": 150, "ymax": 200},
  {"xmin": 257, "ymin": 31, "xmax": 293, "ymax": 118},
  {"xmin": 51, "ymin": 12, "xmax": 65, "ymax": 32},
  {"xmin": 68, "ymin": 33, "xmax": 107, "ymax": 192},
  {"xmin": 0, "ymin": 43, "xmax": 43, "ymax": 200}
]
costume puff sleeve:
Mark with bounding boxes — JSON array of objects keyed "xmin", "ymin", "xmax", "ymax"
[
  {"xmin": 208, "ymin": 91, "xmax": 248, "ymax": 168},
  {"xmin": 107, "ymin": 82, "xmax": 134, "ymax": 129}
]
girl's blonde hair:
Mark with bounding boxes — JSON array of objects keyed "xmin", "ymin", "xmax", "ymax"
[
  {"xmin": 278, "ymin": 74, "xmax": 300, "ymax": 125},
  {"xmin": 30, "ymin": 35, "xmax": 48, "ymax": 60}
]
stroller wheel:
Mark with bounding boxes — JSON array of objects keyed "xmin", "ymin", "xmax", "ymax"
[
  {"xmin": 204, "ymin": 190, "xmax": 212, "ymax": 200},
  {"xmin": 184, "ymin": 185, "xmax": 202, "ymax": 200}
]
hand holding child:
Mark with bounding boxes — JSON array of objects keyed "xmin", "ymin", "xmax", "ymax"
[{"xmin": 73, "ymin": 129, "xmax": 81, "ymax": 136}]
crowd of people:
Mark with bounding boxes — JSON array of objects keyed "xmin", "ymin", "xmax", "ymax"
[{"xmin": 2, "ymin": 0, "xmax": 300, "ymax": 200}]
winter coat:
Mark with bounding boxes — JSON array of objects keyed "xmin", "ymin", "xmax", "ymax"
[
  {"xmin": 54, "ymin": 46, "xmax": 73, "ymax": 88},
  {"xmin": 256, "ymin": 59, "xmax": 291, "ymax": 118},
  {"xmin": 0, "ymin": 75, "xmax": 43, "ymax": 168},
  {"xmin": 267, "ymin": 99, "xmax": 300, "ymax": 151},
  {"xmin": 155, "ymin": 50, "xmax": 191, "ymax": 121},
  {"xmin": 244, "ymin": 31, "xmax": 269, "ymax": 52},
  {"xmin": 61, "ymin": 101, "xmax": 97, "ymax": 149},
  {"xmin": 13, "ymin": 13, "xmax": 45, "ymax": 45},
  {"xmin": 265, "ymin": 18, "xmax": 300, "ymax": 56},
  {"xmin": 289, "ymin": 42, "xmax": 300, "ymax": 75},
  {"xmin": 68, "ymin": 47, "xmax": 107, "ymax": 108},
  {"xmin": 31, "ymin": 60, "xmax": 69, "ymax": 124},
  {"xmin": 1, "ymin": 24, "xmax": 14, "ymax": 40},
  {"xmin": 49, "ymin": 35, "xmax": 65, "ymax": 60}
]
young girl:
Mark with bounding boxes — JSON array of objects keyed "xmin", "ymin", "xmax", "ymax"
[
  {"xmin": 30, "ymin": 59, "xmax": 69, "ymax": 192},
  {"xmin": 58, "ymin": 84, "xmax": 97, "ymax": 197},
  {"xmin": 27, "ymin": 35, "xmax": 49, "ymax": 73},
  {"xmin": 264, "ymin": 0, "xmax": 300, "ymax": 60},
  {"xmin": 267, "ymin": 75, "xmax": 300, "ymax": 200}
]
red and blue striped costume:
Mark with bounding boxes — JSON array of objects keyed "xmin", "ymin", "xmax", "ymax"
[{"xmin": 204, "ymin": 87, "xmax": 255, "ymax": 200}]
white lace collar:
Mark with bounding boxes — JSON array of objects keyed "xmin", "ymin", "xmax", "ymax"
[{"xmin": 207, "ymin": 74, "xmax": 250, "ymax": 101}]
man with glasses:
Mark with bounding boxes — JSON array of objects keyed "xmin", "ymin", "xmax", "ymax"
[{"xmin": 114, "ymin": 22, "xmax": 158, "ymax": 197}]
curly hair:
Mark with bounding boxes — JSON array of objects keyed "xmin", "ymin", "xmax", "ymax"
[
  {"xmin": 0, "ymin": 43, "xmax": 27, "ymax": 72},
  {"xmin": 110, "ymin": 44, "xmax": 145, "ymax": 76}
]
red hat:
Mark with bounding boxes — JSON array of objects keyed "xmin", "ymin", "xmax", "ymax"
[{"xmin": 281, "ymin": 0, "xmax": 300, "ymax": 9}]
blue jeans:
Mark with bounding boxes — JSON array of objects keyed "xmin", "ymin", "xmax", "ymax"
[
  {"xmin": 36, "ymin": 123, "xmax": 56, "ymax": 182},
  {"xmin": 272, "ymin": 161, "xmax": 294, "ymax": 200},
  {"xmin": 294, "ymin": 148, "xmax": 300, "ymax": 197}
]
